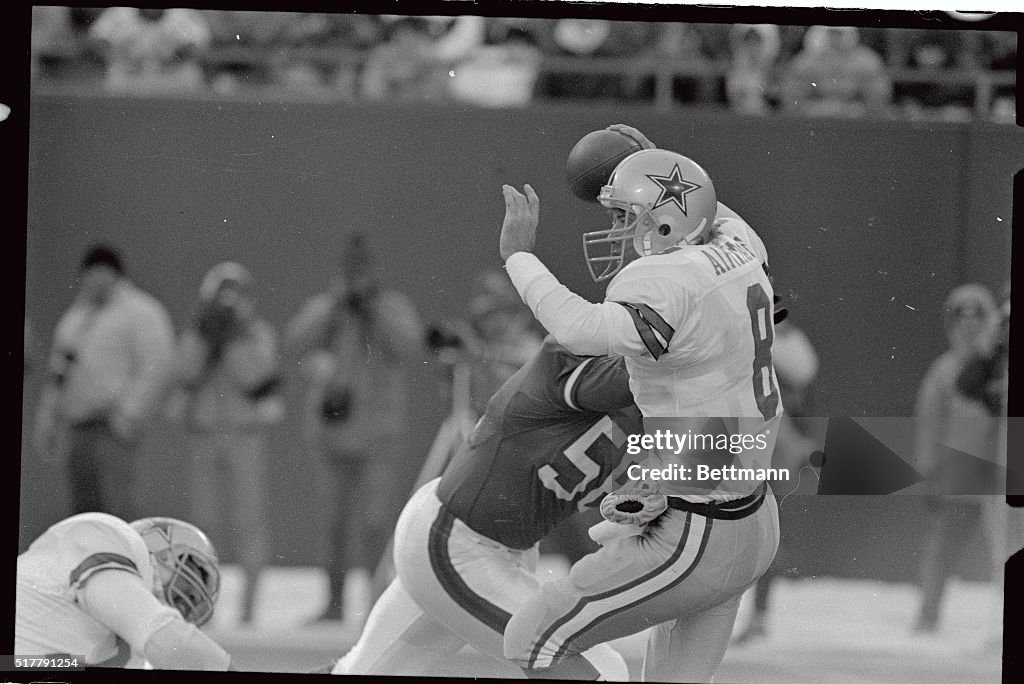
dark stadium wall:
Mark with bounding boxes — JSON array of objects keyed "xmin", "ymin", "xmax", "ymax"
[{"xmin": 21, "ymin": 96, "xmax": 1021, "ymax": 582}]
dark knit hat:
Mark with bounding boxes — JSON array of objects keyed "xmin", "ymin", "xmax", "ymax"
[{"xmin": 79, "ymin": 243, "xmax": 125, "ymax": 275}]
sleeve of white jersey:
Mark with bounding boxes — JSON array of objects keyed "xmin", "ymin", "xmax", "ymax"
[
  {"xmin": 64, "ymin": 517, "xmax": 147, "ymax": 593},
  {"xmin": 505, "ymin": 252, "xmax": 687, "ymax": 360},
  {"xmin": 78, "ymin": 571, "xmax": 231, "ymax": 671}
]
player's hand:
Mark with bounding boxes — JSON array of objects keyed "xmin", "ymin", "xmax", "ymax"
[
  {"xmin": 606, "ymin": 124, "xmax": 655, "ymax": 150},
  {"xmin": 589, "ymin": 519, "xmax": 645, "ymax": 546},
  {"xmin": 500, "ymin": 184, "xmax": 539, "ymax": 261},
  {"xmin": 600, "ymin": 492, "xmax": 668, "ymax": 526}
]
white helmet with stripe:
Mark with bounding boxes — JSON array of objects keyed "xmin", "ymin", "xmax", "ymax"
[{"xmin": 584, "ymin": 149, "xmax": 717, "ymax": 281}]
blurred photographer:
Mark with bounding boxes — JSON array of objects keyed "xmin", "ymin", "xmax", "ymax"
[
  {"xmin": 956, "ymin": 285, "xmax": 1017, "ymax": 650},
  {"xmin": 462, "ymin": 269, "xmax": 543, "ymax": 415},
  {"xmin": 912, "ymin": 283, "xmax": 1001, "ymax": 634},
  {"xmin": 32, "ymin": 243, "xmax": 175, "ymax": 521},
  {"xmin": 286, "ymin": 233, "xmax": 424, "ymax": 626},
  {"xmin": 173, "ymin": 261, "xmax": 283, "ymax": 625}
]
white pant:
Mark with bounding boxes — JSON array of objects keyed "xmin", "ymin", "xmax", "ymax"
[
  {"xmin": 506, "ymin": 488, "xmax": 780, "ymax": 683},
  {"xmin": 334, "ymin": 478, "xmax": 628, "ymax": 679}
]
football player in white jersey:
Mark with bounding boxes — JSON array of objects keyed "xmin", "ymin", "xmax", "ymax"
[
  {"xmin": 16, "ymin": 512, "xmax": 234, "ymax": 670},
  {"xmin": 499, "ymin": 143, "xmax": 782, "ymax": 681}
]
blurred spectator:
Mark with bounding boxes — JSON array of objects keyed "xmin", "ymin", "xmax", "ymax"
[
  {"xmin": 31, "ymin": 244, "xmax": 175, "ymax": 521},
  {"xmin": 534, "ymin": 19, "xmax": 657, "ymax": 102},
  {"xmin": 464, "ymin": 269, "xmax": 544, "ymax": 415},
  {"xmin": 725, "ymin": 24, "xmax": 782, "ymax": 115},
  {"xmin": 956, "ymin": 283, "xmax": 1017, "ymax": 649},
  {"xmin": 169, "ymin": 262, "xmax": 283, "ymax": 626},
  {"xmin": 652, "ymin": 22, "xmax": 719, "ymax": 104},
  {"xmin": 895, "ymin": 32, "xmax": 974, "ymax": 121},
  {"xmin": 447, "ymin": 22, "xmax": 543, "ymax": 107},
  {"xmin": 271, "ymin": 13, "xmax": 385, "ymax": 97},
  {"xmin": 979, "ymin": 31, "xmax": 1016, "ymax": 71},
  {"xmin": 979, "ymin": 31, "xmax": 1016, "ymax": 123},
  {"xmin": 31, "ymin": 6, "xmax": 79, "ymax": 81},
  {"xmin": 890, "ymin": 28, "xmax": 973, "ymax": 71},
  {"xmin": 425, "ymin": 15, "xmax": 488, "ymax": 64},
  {"xmin": 286, "ymin": 234, "xmax": 424, "ymax": 625},
  {"xmin": 733, "ymin": 307, "xmax": 820, "ymax": 644},
  {"xmin": 89, "ymin": 7, "xmax": 212, "ymax": 95},
  {"xmin": 912, "ymin": 283, "xmax": 1001, "ymax": 634},
  {"xmin": 360, "ymin": 16, "xmax": 448, "ymax": 102},
  {"xmin": 324, "ymin": 14, "xmax": 387, "ymax": 99},
  {"xmin": 779, "ymin": 25, "xmax": 892, "ymax": 118},
  {"xmin": 203, "ymin": 10, "xmax": 290, "ymax": 92}
]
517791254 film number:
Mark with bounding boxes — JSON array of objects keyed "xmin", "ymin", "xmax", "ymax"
[{"xmin": 1, "ymin": 655, "xmax": 85, "ymax": 670}]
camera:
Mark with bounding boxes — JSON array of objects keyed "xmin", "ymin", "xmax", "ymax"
[
  {"xmin": 196, "ymin": 297, "xmax": 245, "ymax": 361},
  {"xmin": 425, "ymin": 322, "xmax": 466, "ymax": 354}
]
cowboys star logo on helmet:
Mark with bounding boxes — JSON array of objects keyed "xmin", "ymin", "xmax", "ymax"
[
  {"xmin": 646, "ymin": 164, "xmax": 702, "ymax": 215},
  {"xmin": 583, "ymin": 149, "xmax": 717, "ymax": 281}
]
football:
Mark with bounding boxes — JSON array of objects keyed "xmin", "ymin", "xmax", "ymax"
[{"xmin": 565, "ymin": 129, "xmax": 643, "ymax": 203}]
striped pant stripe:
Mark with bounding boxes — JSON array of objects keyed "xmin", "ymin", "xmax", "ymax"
[
  {"xmin": 427, "ymin": 504, "xmax": 512, "ymax": 635},
  {"xmin": 528, "ymin": 512, "xmax": 711, "ymax": 668}
]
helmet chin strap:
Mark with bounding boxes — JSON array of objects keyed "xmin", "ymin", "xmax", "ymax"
[{"xmin": 640, "ymin": 232, "xmax": 653, "ymax": 256}]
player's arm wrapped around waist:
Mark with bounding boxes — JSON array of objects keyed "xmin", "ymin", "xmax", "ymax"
[{"xmin": 599, "ymin": 478, "xmax": 669, "ymax": 527}]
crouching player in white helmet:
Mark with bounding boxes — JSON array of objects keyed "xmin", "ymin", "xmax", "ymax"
[
  {"xmin": 330, "ymin": 337, "xmax": 641, "ymax": 680},
  {"xmin": 16, "ymin": 512, "xmax": 234, "ymax": 670}
]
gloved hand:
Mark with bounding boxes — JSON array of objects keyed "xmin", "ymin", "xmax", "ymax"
[{"xmin": 600, "ymin": 492, "xmax": 668, "ymax": 526}]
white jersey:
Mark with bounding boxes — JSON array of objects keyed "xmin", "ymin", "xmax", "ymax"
[
  {"xmin": 606, "ymin": 217, "xmax": 780, "ymax": 418},
  {"xmin": 507, "ymin": 216, "xmax": 782, "ymax": 499},
  {"xmin": 16, "ymin": 513, "xmax": 153, "ymax": 667}
]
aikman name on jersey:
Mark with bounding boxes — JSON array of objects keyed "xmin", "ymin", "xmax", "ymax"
[{"xmin": 701, "ymin": 238, "xmax": 759, "ymax": 276}]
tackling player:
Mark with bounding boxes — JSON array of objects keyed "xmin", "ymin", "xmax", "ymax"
[
  {"xmin": 16, "ymin": 513, "xmax": 234, "ymax": 670},
  {"xmin": 500, "ymin": 140, "xmax": 781, "ymax": 681},
  {"xmin": 331, "ymin": 335, "xmax": 642, "ymax": 679}
]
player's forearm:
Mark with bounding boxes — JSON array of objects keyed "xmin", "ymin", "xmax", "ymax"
[
  {"xmin": 143, "ymin": 619, "xmax": 231, "ymax": 671},
  {"xmin": 505, "ymin": 252, "xmax": 612, "ymax": 356}
]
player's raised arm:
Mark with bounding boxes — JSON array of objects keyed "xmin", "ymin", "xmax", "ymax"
[{"xmin": 501, "ymin": 184, "xmax": 639, "ymax": 357}]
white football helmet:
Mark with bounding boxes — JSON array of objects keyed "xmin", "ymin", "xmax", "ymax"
[
  {"xmin": 130, "ymin": 517, "xmax": 221, "ymax": 627},
  {"xmin": 584, "ymin": 149, "xmax": 717, "ymax": 281}
]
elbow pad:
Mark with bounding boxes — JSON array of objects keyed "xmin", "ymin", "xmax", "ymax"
[{"xmin": 143, "ymin": 619, "xmax": 231, "ymax": 671}]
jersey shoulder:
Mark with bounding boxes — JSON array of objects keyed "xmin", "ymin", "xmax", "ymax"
[
  {"xmin": 606, "ymin": 250, "xmax": 704, "ymax": 321},
  {"xmin": 716, "ymin": 216, "xmax": 769, "ymax": 267},
  {"xmin": 34, "ymin": 513, "xmax": 151, "ymax": 592},
  {"xmin": 609, "ymin": 251, "xmax": 702, "ymax": 293}
]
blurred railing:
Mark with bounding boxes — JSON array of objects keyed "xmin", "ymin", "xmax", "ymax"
[{"xmin": 38, "ymin": 45, "xmax": 1016, "ymax": 119}]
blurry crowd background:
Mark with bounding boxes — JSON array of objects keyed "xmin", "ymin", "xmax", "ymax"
[{"xmin": 31, "ymin": 8, "xmax": 1016, "ymax": 122}]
